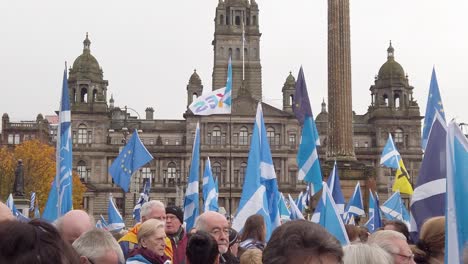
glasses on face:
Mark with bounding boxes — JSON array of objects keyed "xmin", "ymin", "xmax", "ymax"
[
  {"xmin": 392, "ymin": 252, "xmax": 414, "ymax": 263},
  {"xmin": 210, "ymin": 228, "xmax": 231, "ymax": 238},
  {"xmin": 151, "ymin": 216, "xmax": 166, "ymax": 221}
]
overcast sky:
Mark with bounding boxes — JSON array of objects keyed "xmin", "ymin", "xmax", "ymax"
[{"xmin": 1, "ymin": 1, "xmax": 467, "ymax": 130}]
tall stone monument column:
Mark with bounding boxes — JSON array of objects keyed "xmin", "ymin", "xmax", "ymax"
[{"xmin": 327, "ymin": 0, "xmax": 355, "ymax": 161}]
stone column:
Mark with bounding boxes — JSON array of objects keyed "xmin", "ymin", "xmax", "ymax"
[{"xmin": 327, "ymin": 0, "xmax": 355, "ymax": 160}]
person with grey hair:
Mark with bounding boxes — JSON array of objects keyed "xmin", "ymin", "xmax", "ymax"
[
  {"xmin": 119, "ymin": 200, "xmax": 173, "ymax": 260},
  {"xmin": 127, "ymin": 219, "xmax": 170, "ymax": 264},
  {"xmin": 368, "ymin": 230, "xmax": 415, "ymax": 264},
  {"xmin": 195, "ymin": 211, "xmax": 236, "ymax": 264},
  {"xmin": 55, "ymin": 210, "xmax": 95, "ymax": 244},
  {"xmin": 343, "ymin": 243, "xmax": 393, "ymax": 264},
  {"xmin": 73, "ymin": 228, "xmax": 124, "ymax": 264}
]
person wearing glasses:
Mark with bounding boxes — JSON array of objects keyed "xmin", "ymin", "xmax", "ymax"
[
  {"xmin": 195, "ymin": 211, "xmax": 237, "ymax": 264},
  {"xmin": 126, "ymin": 219, "xmax": 171, "ymax": 264},
  {"xmin": 369, "ymin": 230, "xmax": 416, "ymax": 264},
  {"xmin": 73, "ymin": 228, "xmax": 125, "ymax": 264}
]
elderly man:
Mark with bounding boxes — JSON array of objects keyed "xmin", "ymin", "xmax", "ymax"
[
  {"xmin": 73, "ymin": 228, "xmax": 124, "ymax": 264},
  {"xmin": 55, "ymin": 210, "xmax": 94, "ymax": 244},
  {"xmin": 165, "ymin": 206, "xmax": 188, "ymax": 264},
  {"xmin": 368, "ymin": 230, "xmax": 416, "ymax": 264},
  {"xmin": 118, "ymin": 200, "xmax": 173, "ymax": 260},
  {"xmin": 195, "ymin": 211, "xmax": 237, "ymax": 264}
]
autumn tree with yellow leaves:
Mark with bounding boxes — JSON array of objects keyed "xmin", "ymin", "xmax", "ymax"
[{"xmin": 0, "ymin": 140, "xmax": 86, "ymax": 215}]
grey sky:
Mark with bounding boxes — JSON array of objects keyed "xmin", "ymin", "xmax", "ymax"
[{"xmin": 1, "ymin": 0, "xmax": 467, "ymax": 128}]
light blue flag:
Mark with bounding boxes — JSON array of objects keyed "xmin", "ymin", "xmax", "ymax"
[
  {"xmin": 183, "ymin": 122, "xmax": 200, "ymax": 231},
  {"xmin": 381, "ymin": 191, "xmax": 410, "ymax": 226},
  {"xmin": 319, "ymin": 183, "xmax": 350, "ymax": 246},
  {"xmin": 232, "ymin": 104, "xmax": 273, "ymax": 239},
  {"xmin": 445, "ymin": 121, "xmax": 468, "ymax": 264},
  {"xmin": 109, "ymin": 130, "xmax": 153, "ymax": 192},
  {"xmin": 7, "ymin": 193, "xmax": 30, "ymax": 222},
  {"xmin": 43, "ymin": 67, "xmax": 73, "ymax": 222},
  {"xmin": 278, "ymin": 193, "xmax": 290, "ymax": 222},
  {"xmin": 343, "ymin": 182, "xmax": 365, "ymax": 223},
  {"xmin": 380, "ymin": 133, "xmax": 401, "ymax": 169},
  {"xmin": 297, "ymin": 116, "xmax": 322, "ymax": 194},
  {"xmin": 364, "ymin": 190, "xmax": 383, "ymax": 233},
  {"xmin": 288, "ymin": 194, "xmax": 305, "ymax": 220},
  {"xmin": 311, "ymin": 162, "xmax": 345, "ymax": 222},
  {"xmin": 422, "ymin": 68, "xmax": 446, "ymax": 150},
  {"xmin": 108, "ymin": 194, "xmax": 125, "ymax": 231},
  {"xmin": 96, "ymin": 215, "xmax": 109, "ymax": 230},
  {"xmin": 203, "ymin": 157, "xmax": 219, "ymax": 212},
  {"xmin": 295, "ymin": 191, "xmax": 303, "ymax": 211}
]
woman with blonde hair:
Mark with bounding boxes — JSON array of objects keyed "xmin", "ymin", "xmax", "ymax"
[
  {"xmin": 412, "ymin": 216, "xmax": 445, "ymax": 264},
  {"xmin": 240, "ymin": 248, "xmax": 262, "ymax": 264},
  {"xmin": 127, "ymin": 219, "xmax": 171, "ymax": 264},
  {"xmin": 343, "ymin": 243, "xmax": 393, "ymax": 264}
]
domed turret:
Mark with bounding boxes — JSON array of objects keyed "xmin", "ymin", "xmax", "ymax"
[
  {"xmin": 69, "ymin": 33, "xmax": 103, "ymax": 82},
  {"xmin": 282, "ymin": 72, "xmax": 296, "ymax": 113},
  {"xmin": 187, "ymin": 69, "xmax": 203, "ymax": 107},
  {"xmin": 377, "ymin": 41, "xmax": 405, "ymax": 80},
  {"xmin": 189, "ymin": 70, "xmax": 202, "ymax": 86}
]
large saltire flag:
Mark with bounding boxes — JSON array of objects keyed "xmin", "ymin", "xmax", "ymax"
[
  {"xmin": 380, "ymin": 133, "xmax": 413, "ymax": 195},
  {"xmin": 380, "ymin": 191, "xmax": 410, "ymax": 227},
  {"xmin": 294, "ymin": 67, "xmax": 322, "ymax": 194},
  {"xmin": 43, "ymin": 66, "xmax": 73, "ymax": 222},
  {"xmin": 445, "ymin": 121, "xmax": 468, "ymax": 264},
  {"xmin": 232, "ymin": 104, "xmax": 277, "ymax": 239},
  {"xmin": 364, "ymin": 190, "xmax": 382, "ymax": 233},
  {"xmin": 189, "ymin": 57, "xmax": 232, "ymax": 115},
  {"xmin": 108, "ymin": 194, "xmax": 125, "ymax": 231},
  {"xmin": 410, "ymin": 112, "xmax": 446, "ymax": 241},
  {"xmin": 109, "ymin": 130, "xmax": 153, "ymax": 192},
  {"xmin": 203, "ymin": 157, "xmax": 219, "ymax": 212},
  {"xmin": 183, "ymin": 122, "xmax": 200, "ymax": 231},
  {"xmin": 343, "ymin": 182, "xmax": 365, "ymax": 224},
  {"xmin": 422, "ymin": 68, "xmax": 445, "ymax": 150},
  {"xmin": 319, "ymin": 182, "xmax": 350, "ymax": 246}
]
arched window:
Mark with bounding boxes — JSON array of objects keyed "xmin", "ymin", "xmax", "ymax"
[
  {"xmin": 213, "ymin": 162, "xmax": 221, "ymax": 181},
  {"xmin": 239, "ymin": 127, "xmax": 248, "ymax": 145},
  {"xmin": 228, "ymin": 48, "xmax": 233, "ymax": 58},
  {"xmin": 78, "ymin": 124, "xmax": 88, "ymax": 144},
  {"xmin": 235, "ymin": 48, "xmax": 241, "ymax": 60},
  {"xmin": 267, "ymin": 127, "xmax": 275, "ymax": 145},
  {"xmin": 394, "ymin": 129, "xmax": 404, "ymax": 144},
  {"xmin": 73, "ymin": 88, "xmax": 77, "ymax": 103},
  {"xmin": 93, "ymin": 89, "xmax": 98, "ymax": 102},
  {"xmin": 394, "ymin": 94, "xmax": 401, "ymax": 108},
  {"xmin": 212, "ymin": 127, "xmax": 221, "ymax": 145},
  {"xmin": 239, "ymin": 162, "xmax": 247, "ymax": 185},
  {"xmin": 244, "ymin": 48, "xmax": 248, "ymax": 59},
  {"xmin": 77, "ymin": 160, "xmax": 89, "ymax": 182},
  {"xmin": 289, "ymin": 95, "xmax": 294, "ymax": 106},
  {"xmin": 252, "ymin": 15, "xmax": 257, "ymax": 25},
  {"xmin": 192, "ymin": 93, "xmax": 198, "ymax": 102},
  {"xmin": 383, "ymin": 94, "xmax": 389, "ymax": 106},
  {"xmin": 80, "ymin": 85, "xmax": 88, "ymax": 103},
  {"xmin": 220, "ymin": 14, "xmax": 224, "ymax": 25},
  {"xmin": 235, "ymin": 16, "xmax": 241, "ymax": 26}
]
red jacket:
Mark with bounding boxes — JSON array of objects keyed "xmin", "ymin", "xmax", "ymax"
[{"xmin": 168, "ymin": 227, "xmax": 188, "ymax": 264}]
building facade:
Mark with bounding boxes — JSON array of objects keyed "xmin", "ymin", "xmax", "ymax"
[{"xmin": 61, "ymin": 0, "xmax": 422, "ymax": 224}]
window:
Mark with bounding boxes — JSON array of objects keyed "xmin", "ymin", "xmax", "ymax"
[
  {"xmin": 14, "ymin": 134, "xmax": 20, "ymax": 144},
  {"xmin": 78, "ymin": 125, "xmax": 88, "ymax": 144},
  {"xmin": 175, "ymin": 139, "xmax": 180, "ymax": 145},
  {"xmin": 288, "ymin": 134, "xmax": 296, "ymax": 146},
  {"xmin": 235, "ymin": 16, "xmax": 241, "ymax": 25},
  {"xmin": 239, "ymin": 127, "xmax": 248, "ymax": 145},
  {"xmin": 167, "ymin": 163, "xmax": 176, "ymax": 179},
  {"xmin": 115, "ymin": 197, "xmax": 124, "ymax": 212},
  {"xmin": 219, "ymin": 14, "xmax": 224, "ymax": 25},
  {"xmin": 8, "ymin": 134, "xmax": 14, "ymax": 144},
  {"xmin": 77, "ymin": 160, "xmax": 89, "ymax": 182},
  {"xmin": 239, "ymin": 162, "xmax": 247, "ymax": 185},
  {"xmin": 394, "ymin": 129, "xmax": 404, "ymax": 144},
  {"xmin": 267, "ymin": 127, "xmax": 275, "ymax": 145},
  {"xmin": 141, "ymin": 167, "xmax": 152, "ymax": 181},
  {"xmin": 149, "ymin": 139, "xmax": 155, "ymax": 145},
  {"xmin": 80, "ymin": 86, "xmax": 88, "ymax": 103},
  {"xmin": 213, "ymin": 162, "xmax": 221, "ymax": 181},
  {"xmin": 211, "ymin": 127, "xmax": 222, "ymax": 145},
  {"xmin": 235, "ymin": 48, "xmax": 240, "ymax": 60},
  {"xmin": 164, "ymin": 139, "xmax": 169, "ymax": 145}
]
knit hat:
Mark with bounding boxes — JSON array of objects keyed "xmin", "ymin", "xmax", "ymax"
[
  {"xmin": 229, "ymin": 228, "xmax": 239, "ymax": 247},
  {"xmin": 165, "ymin": 206, "xmax": 183, "ymax": 223}
]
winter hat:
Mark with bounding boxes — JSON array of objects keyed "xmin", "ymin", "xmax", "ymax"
[{"xmin": 165, "ymin": 206, "xmax": 184, "ymax": 223}]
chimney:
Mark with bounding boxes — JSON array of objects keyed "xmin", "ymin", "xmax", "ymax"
[{"xmin": 145, "ymin": 107, "xmax": 154, "ymax": 120}]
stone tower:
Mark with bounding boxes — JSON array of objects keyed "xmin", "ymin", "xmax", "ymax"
[
  {"xmin": 186, "ymin": 70, "xmax": 203, "ymax": 107},
  {"xmin": 212, "ymin": 0, "xmax": 262, "ymax": 101},
  {"xmin": 327, "ymin": 0, "xmax": 355, "ymax": 161},
  {"xmin": 282, "ymin": 72, "xmax": 296, "ymax": 113}
]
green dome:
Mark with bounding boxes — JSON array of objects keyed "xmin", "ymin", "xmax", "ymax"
[
  {"xmin": 377, "ymin": 42, "xmax": 405, "ymax": 79},
  {"xmin": 69, "ymin": 33, "xmax": 103, "ymax": 82}
]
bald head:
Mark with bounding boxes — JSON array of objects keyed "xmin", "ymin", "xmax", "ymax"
[
  {"xmin": 55, "ymin": 210, "xmax": 94, "ymax": 243},
  {"xmin": 0, "ymin": 201, "xmax": 14, "ymax": 222},
  {"xmin": 195, "ymin": 211, "xmax": 230, "ymax": 254}
]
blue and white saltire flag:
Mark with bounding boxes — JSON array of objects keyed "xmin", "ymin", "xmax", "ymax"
[
  {"xmin": 343, "ymin": 182, "xmax": 365, "ymax": 224},
  {"xmin": 381, "ymin": 191, "xmax": 410, "ymax": 227},
  {"xmin": 288, "ymin": 194, "xmax": 305, "ymax": 220},
  {"xmin": 109, "ymin": 130, "xmax": 153, "ymax": 192},
  {"xmin": 365, "ymin": 190, "xmax": 383, "ymax": 233},
  {"xmin": 232, "ymin": 104, "xmax": 276, "ymax": 238},
  {"xmin": 295, "ymin": 191, "xmax": 303, "ymax": 210},
  {"xmin": 189, "ymin": 57, "xmax": 232, "ymax": 115},
  {"xmin": 203, "ymin": 157, "xmax": 219, "ymax": 212},
  {"xmin": 297, "ymin": 116, "xmax": 322, "ymax": 194},
  {"xmin": 380, "ymin": 133, "xmax": 401, "ymax": 169},
  {"xmin": 96, "ymin": 215, "xmax": 109, "ymax": 230},
  {"xmin": 422, "ymin": 68, "xmax": 446, "ymax": 151},
  {"xmin": 133, "ymin": 180, "xmax": 150, "ymax": 222},
  {"xmin": 7, "ymin": 193, "xmax": 29, "ymax": 222},
  {"xmin": 445, "ymin": 121, "xmax": 468, "ymax": 264},
  {"xmin": 43, "ymin": 66, "xmax": 73, "ymax": 222},
  {"xmin": 312, "ymin": 162, "xmax": 345, "ymax": 222},
  {"xmin": 409, "ymin": 112, "xmax": 447, "ymax": 241},
  {"xmin": 30, "ymin": 192, "xmax": 36, "ymax": 212},
  {"xmin": 319, "ymin": 182, "xmax": 350, "ymax": 246},
  {"xmin": 183, "ymin": 122, "xmax": 200, "ymax": 231},
  {"xmin": 108, "ymin": 194, "xmax": 125, "ymax": 231},
  {"xmin": 278, "ymin": 193, "xmax": 291, "ymax": 222}
]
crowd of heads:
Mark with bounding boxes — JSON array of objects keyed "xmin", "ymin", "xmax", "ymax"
[{"xmin": 0, "ymin": 199, "xmax": 454, "ymax": 264}]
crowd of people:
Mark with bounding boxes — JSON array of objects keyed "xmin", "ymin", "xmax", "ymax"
[{"xmin": 0, "ymin": 199, "xmax": 453, "ymax": 264}]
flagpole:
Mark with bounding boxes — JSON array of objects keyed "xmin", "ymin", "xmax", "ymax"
[
  {"xmin": 229, "ymin": 113, "xmax": 232, "ymax": 219},
  {"xmin": 242, "ymin": 20, "xmax": 245, "ymax": 81}
]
